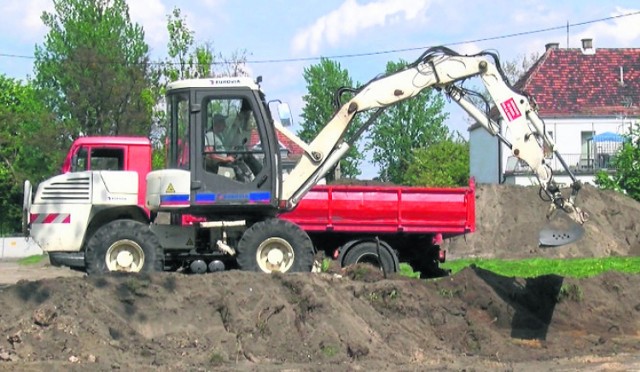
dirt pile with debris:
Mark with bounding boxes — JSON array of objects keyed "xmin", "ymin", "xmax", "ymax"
[
  {"xmin": 444, "ymin": 183, "xmax": 640, "ymax": 259},
  {"xmin": 0, "ymin": 184, "xmax": 638, "ymax": 370},
  {"xmin": 0, "ymin": 267, "xmax": 639, "ymax": 371}
]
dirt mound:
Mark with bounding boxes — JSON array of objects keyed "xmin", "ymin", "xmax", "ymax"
[
  {"xmin": 0, "ymin": 267, "xmax": 638, "ymax": 371},
  {"xmin": 444, "ymin": 183, "xmax": 640, "ymax": 259},
  {"xmin": 1, "ymin": 184, "xmax": 639, "ymax": 370}
]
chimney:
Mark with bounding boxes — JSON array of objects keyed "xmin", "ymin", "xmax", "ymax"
[
  {"xmin": 545, "ymin": 42, "xmax": 559, "ymax": 51},
  {"xmin": 581, "ymin": 38, "xmax": 595, "ymax": 55}
]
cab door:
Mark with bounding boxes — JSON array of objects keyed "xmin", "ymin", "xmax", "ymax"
[{"xmin": 189, "ymin": 89, "xmax": 279, "ymax": 215}]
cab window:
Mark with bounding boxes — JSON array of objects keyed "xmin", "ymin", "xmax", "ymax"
[
  {"xmin": 202, "ymin": 97, "xmax": 265, "ymax": 183},
  {"xmin": 71, "ymin": 146, "xmax": 124, "ymax": 171},
  {"xmin": 90, "ymin": 148, "xmax": 125, "ymax": 170},
  {"xmin": 167, "ymin": 93, "xmax": 190, "ymax": 169}
]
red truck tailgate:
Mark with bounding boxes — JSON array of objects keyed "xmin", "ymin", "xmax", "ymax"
[{"xmin": 280, "ymin": 179, "xmax": 475, "ymax": 235}]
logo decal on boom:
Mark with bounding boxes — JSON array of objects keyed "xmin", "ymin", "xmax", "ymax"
[{"xmin": 500, "ymin": 98, "xmax": 522, "ymax": 122}]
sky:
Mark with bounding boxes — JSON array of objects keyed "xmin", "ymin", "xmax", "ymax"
[{"xmin": 1, "ymin": 0, "xmax": 639, "ymax": 178}]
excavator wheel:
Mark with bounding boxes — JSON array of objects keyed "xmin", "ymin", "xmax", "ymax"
[
  {"xmin": 236, "ymin": 219, "xmax": 314, "ymax": 273},
  {"xmin": 85, "ymin": 220, "xmax": 164, "ymax": 275}
]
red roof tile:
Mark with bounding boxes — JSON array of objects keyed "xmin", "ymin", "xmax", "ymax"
[
  {"xmin": 516, "ymin": 48, "xmax": 640, "ymax": 117},
  {"xmin": 248, "ymin": 130, "xmax": 305, "ymax": 158}
]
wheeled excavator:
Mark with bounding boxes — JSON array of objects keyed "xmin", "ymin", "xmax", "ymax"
[{"xmin": 25, "ymin": 46, "xmax": 588, "ymax": 274}]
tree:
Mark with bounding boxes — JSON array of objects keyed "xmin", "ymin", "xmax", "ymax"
[
  {"xmin": 595, "ymin": 124, "xmax": 640, "ymax": 201},
  {"xmin": 147, "ymin": 5, "xmax": 205, "ymax": 167},
  {"xmin": 166, "ymin": 6, "xmax": 195, "ymax": 81},
  {"xmin": 502, "ymin": 52, "xmax": 540, "ymax": 86},
  {"xmin": 164, "ymin": 7, "xmax": 250, "ymax": 82},
  {"xmin": 155, "ymin": 7, "xmax": 250, "ymax": 169},
  {"xmin": 366, "ymin": 60, "xmax": 449, "ymax": 184},
  {"xmin": 164, "ymin": 7, "xmax": 214, "ymax": 81},
  {"xmin": 462, "ymin": 52, "xmax": 541, "ymax": 122},
  {"xmin": 218, "ymin": 48, "xmax": 251, "ymax": 78},
  {"xmin": 298, "ymin": 58, "xmax": 363, "ymax": 180},
  {"xmin": 34, "ymin": 0, "xmax": 153, "ymax": 138},
  {"xmin": 403, "ymin": 137, "xmax": 469, "ymax": 187},
  {"xmin": 0, "ymin": 75, "xmax": 63, "ymax": 234}
]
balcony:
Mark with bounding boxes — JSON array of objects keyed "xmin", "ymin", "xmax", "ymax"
[{"xmin": 505, "ymin": 153, "xmax": 616, "ymax": 176}]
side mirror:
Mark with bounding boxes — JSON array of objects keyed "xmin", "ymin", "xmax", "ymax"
[
  {"xmin": 277, "ymin": 103, "xmax": 293, "ymax": 127},
  {"xmin": 71, "ymin": 148, "xmax": 86, "ymax": 172},
  {"xmin": 70, "ymin": 153, "xmax": 78, "ymax": 172}
]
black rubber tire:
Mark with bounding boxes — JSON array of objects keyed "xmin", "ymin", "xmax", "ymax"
[
  {"xmin": 342, "ymin": 241, "xmax": 397, "ymax": 273},
  {"xmin": 48, "ymin": 254, "xmax": 61, "ymax": 267},
  {"xmin": 84, "ymin": 220, "xmax": 164, "ymax": 275},
  {"xmin": 236, "ymin": 219, "xmax": 314, "ymax": 273}
]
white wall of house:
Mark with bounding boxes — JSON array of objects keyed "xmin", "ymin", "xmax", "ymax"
[
  {"xmin": 472, "ymin": 116, "xmax": 636, "ymax": 186},
  {"xmin": 503, "ymin": 173, "xmax": 598, "ymax": 188},
  {"xmin": 530, "ymin": 117, "xmax": 630, "ymax": 169}
]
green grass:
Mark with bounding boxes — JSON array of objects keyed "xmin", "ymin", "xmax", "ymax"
[
  {"xmin": 320, "ymin": 344, "xmax": 339, "ymax": 357},
  {"xmin": 321, "ymin": 258, "xmax": 332, "ymax": 272},
  {"xmin": 440, "ymin": 256, "xmax": 640, "ymax": 278},
  {"xmin": 17, "ymin": 254, "xmax": 46, "ymax": 266},
  {"xmin": 398, "ymin": 263, "xmax": 420, "ymax": 278}
]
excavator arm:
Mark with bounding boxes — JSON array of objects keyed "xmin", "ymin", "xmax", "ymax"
[{"xmin": 281, "ymin": 46, "xmax": 587, "ymax": 245}]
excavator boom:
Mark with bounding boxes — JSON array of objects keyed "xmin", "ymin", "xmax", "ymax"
[{"xmin": 281, "ymin": 46, "xmax": 587, "ymax": 245}]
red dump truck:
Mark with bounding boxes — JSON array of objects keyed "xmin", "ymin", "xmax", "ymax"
[
  {"xmin": 280, "ymin": 182, "xmax": 475, "ymax": 276},
  {"xmin": 32, "ymin": 136, "xmax": 475, "ymax": 277}
]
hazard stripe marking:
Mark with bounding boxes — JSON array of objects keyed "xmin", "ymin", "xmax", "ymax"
[{"xmin": 30, "ymin": 213, "xmax": 71, "ymax": 224}]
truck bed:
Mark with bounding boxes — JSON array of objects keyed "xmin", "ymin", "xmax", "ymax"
[{"xmin": 280, "ymin": 179, "xmax": 475, "ymax": 237}]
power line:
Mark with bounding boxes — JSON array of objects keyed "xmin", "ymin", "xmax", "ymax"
[
  {"xmin": 1, "ymin": 10, "xmax": 639, "ymax": 65},
  {"xmin": 0, "ymin": 53, "xmax": 36, "ymax": 59},
  {"xmin": 247, "ymin": 10, "xmax": 640, "ymax": 64}
]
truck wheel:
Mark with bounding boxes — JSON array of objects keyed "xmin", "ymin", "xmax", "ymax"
[
  {"xmin": 85, "ymin": 220, "xmax": 164, "ymax": 275},
  {"xmin": 236, "ymin": 219, "xmax": 314, "ymax": 273},
  {"xmin": 342, "ymin": 241, "xmax": 397, "ymax": 274}
]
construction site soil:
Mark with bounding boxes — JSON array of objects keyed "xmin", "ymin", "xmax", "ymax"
[{"xmin": 0, "ymin": 183, "xmax": 639, "ymax": 371}]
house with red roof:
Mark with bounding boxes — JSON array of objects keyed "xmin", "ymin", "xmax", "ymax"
[
  {"xmin": 469, "ymin": 39, "xmax": 640, "ymax": 186},
  {"xmin": 247, "ymin": 127, "xmax": 306, "ymax": 179}
]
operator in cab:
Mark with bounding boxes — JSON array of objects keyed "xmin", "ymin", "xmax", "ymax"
[
  {"xmin": 226, "ymin": 99, "xmax": 263, "ymax": 176},
  {"xmin": 204, "ymin": 113, "xmax": 235, "ymax": 171}
]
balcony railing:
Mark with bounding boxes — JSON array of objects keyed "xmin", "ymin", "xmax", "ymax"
[{"xmin": 505, "ymin": 153, "xmax": 617, "ymax": 175}]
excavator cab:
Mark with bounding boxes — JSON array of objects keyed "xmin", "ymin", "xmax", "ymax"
[{"xmin": 149, "ymin": 78, "xmax": 283, "ymax": 218}]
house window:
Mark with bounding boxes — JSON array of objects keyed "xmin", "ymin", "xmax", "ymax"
[{"xmin": 580, "ymin": 131, "xmax": 595, "ymax": 169}]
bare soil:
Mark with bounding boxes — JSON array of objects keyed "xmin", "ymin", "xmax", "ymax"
[
  {"xmin": 444, "ymin": 183, "xmax": 640, "ymax": 259},
  {"xmin": 0, "ymin": 183, "xmax": 639, "ymax": 371}
]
